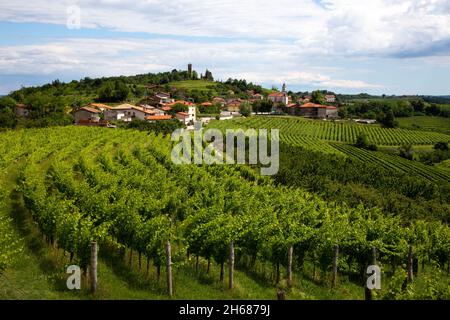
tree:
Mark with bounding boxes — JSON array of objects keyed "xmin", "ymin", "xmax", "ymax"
[
  {"xmin": 338, "ymin": 107, "xmax": 348, "ymax": 119},
  {"xmin": 114, "ymin": 81, "xmax": 130, "ymax": 101},
  {"xmin": 311, "ymin": 91, "xmax": 325, "ymax": 105},
  {"xmin": 377, "ymin": 109, "xmax": 397, "ymax": 128},
  {"xmin": 434, "ymin": 142, "xmax": 449, "ymax": 152},
  {"xmin": 355, "ymin": 134, "xmax": 369, "ymax": 149},
  {"xmin": 98, "ymin": 82, "xmax": 115, "ymax": 102},
  {"xmin": 399, "ymin": 144, "xmax": 414, "ymax": 160},
  {"xmin": 240, "ymin": 102, "xmax": 252, "ymax": 117},
  {"xmin": 355, "ymin": 133, "xmax": 377, "ymax": 151}
]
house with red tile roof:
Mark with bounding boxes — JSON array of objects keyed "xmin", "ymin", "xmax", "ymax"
[
  {"xmin": 325, "ymin": 95, "xmax": 336, "ymax": 103},
  {"xmin": 14, "ymin": 104, "xmax": 29, "ymax": 117},
  {"xmin": 176, "ymin": 106, "xmax": 196, "ymax": 125},
  {"xmin": 104, "ymin": 104, "xmax": 155, "ymax": 122},
  {"xmin": 74, "ymin": 107, "xmax": 102, "ymax": 124},
  {"xmin": 268, "ymin": 92, "xmax": 288, "ymax": 105},
  {"xmin": 226, "ymin": 100, "xmax": 243, "ymax": 113},
  {"xmin": 299, "ymin": 103, "xmax": 338, "ymax": 119},
  {"xmin": 88, "ymin": 103, "xmax": 112, "ymax": 111}
]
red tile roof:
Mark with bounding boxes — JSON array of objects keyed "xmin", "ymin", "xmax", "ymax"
[
  {"xmin": 145, "ymin": 115, "xmax": 173, "ymax": 121},
  {"xmin": 77, "ymin": 107, "xmax": 102, "ymax": 114},
  {"xmin": 89, "ymin": 103, "xmax": 112, "ymax": 110},
  {"xmin": 300, "ymin": 102, "xmax": 336, "ymax": 109},
  {"xmin": 268, "ymin": 92, "xmax": 286, "ymax": 97},
  {"xmin": 167, "ymin": 100, "xmax": 195, "ymax": 107}
]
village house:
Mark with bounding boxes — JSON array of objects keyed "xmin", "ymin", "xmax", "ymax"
[
  {"xmin": 176, "ymin": 106, "xmax": 196, "ymax": 125},
  {"xmin": 14, "ymin": 104, "xmax": 29, "ymax": 117},
  {"xmin": 104, "ymin": 104, "xmax": 154, "ymax": 122},
  {"xmin": 299, "ymin": 103, "xmax": 338, "ymax": 119},
  {"xmin": 73, "ymin": 107, "xmax": 102, "ymax": 124},
  {"xmin": 200, "ymin": 102, "xmax": 213, "ymax": 108},
  {"xmin": 163, "ymin": 100, "xmax": 196, "ymax": 109},
  {"xmin": 145, "ymin": 92, "xmax": 175, "ymax": 107},
  {"xmin": 298, "ymin": 95, "xmax": 312, "ymax": 104},
  {"xmin": 139, "ymin": 104, "xmax": 166, "ymax": 116},
  {"xmin": 212, "ymin": 97, "xmax": 226, "ymax": 106},
  {"xmin": 284, "ymin": 103, "xmax": 298, "ymax": 115},
  {"xmin": 226, "ymin": 100, "xmax": 242, "ymax": 113},
  {"xmin": 268, "ymin": 92, "xmax": 289, "ymax": 105},
  {"xmin": 145, "ymin": 115, "xmax": 173, "ymax": 122},
  {"xmin": 88, "ymin": 103, "xmax": 112, "ymax": 112},
  {"xmin": 325, "ymin": 95, "xmax": 336, "ymax": 103}
]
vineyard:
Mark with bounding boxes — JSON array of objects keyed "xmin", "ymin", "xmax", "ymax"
[
  {"xmin": 0, "ymin": 126, "xmax": 449, "ymax": 300},
  {"xmin": 209, "ymin": 117, "xmax": 450, "ymax": 146},
  {"xmin": 330, "ymin": 143, "xmax": 450, "ymax": 183},
  {"xmin": 398, "ymin": 116, "xmax": 450, "ymax": 135}
]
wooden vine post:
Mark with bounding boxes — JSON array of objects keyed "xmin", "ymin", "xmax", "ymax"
[
  {"xmin": 287, "ymin": 245, "xmax": 293, "ymax": 287},
  {"xmin": 90, "ymin": 241, "xmax": 98, "ymax": 294},
  {"xmin": 332, "ymin": 244, "xmax": 339, "ymax": 288},
  {"xmin": 448, "ymin": 249, "xmax": 450, "ymax": 275},
  {"xmin": 229, "ymin": 241, "xmax": 235, "ymax": 290},
  {"xmin": 407, "ymin": 245, "xmax": 414, "ymax": 284},
  {"xmin": 166, "ymin": 240, "xmax": 173, "ymax": 297}
]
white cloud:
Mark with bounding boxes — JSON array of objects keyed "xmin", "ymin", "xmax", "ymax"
[
  {"xmin": 0, "ymin": 0, "xmax": 449, "ymax": 58},
  {"xmin": 0, "ymin": 37, "xmax": 382, "ymax": 90}
]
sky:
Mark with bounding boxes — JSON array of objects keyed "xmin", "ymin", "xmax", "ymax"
[{"xmin": 1, "ymin": 0, "xmax": 450, "ymax": 95}]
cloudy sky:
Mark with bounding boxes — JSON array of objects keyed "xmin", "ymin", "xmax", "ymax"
[{"xmin": 1, "ymin": 0, "xmax": 450, "ymax": 95}]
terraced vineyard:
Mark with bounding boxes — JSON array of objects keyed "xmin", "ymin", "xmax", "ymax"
[
  {"xmin": 330, "ymin": 143, "xmax": 450, "ymax": 183},
  {"xmin": 398, "ymin": 116, "xmax": 450, "ymax": 135},
  {"xmin": 210, "ymin": 117, "xmax": 450, "ymax": 146},
  {"xmin": 280, "ymin": 134, "xmax": 345, "ymax": 155}
]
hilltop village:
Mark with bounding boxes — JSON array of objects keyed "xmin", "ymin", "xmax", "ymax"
[{"xmin": 12, "ymin": 65, "xmax": 339, "ymax": 128}]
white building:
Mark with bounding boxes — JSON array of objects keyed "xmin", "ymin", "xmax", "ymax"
[
  {"xmin": 325, "ymin": 95, "xmax": 336, "ymax": 103},
  {"xmin": 176, "ymin": 106, "xmax": 196, "ymax": 125},
  {"xmin": 105, "ymin": 104, "xmax": 154, "ymax": 122}
]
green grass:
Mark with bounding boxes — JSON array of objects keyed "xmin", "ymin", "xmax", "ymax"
[
  {"xmin": 169, "ymin": 80, "xmax": 218, "ymax": 91},
  {"xmin": 398, "ymin": 116, "xmax": 450, "ymax": 135}
]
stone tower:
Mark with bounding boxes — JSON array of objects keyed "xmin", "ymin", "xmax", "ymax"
[
  {"xmin": 188, "ymin": 63, "xmax": 193, "ymax": 77},
  {"xmin": 282, "ymin": 83, "xmax": 286, "ymax": 92}
]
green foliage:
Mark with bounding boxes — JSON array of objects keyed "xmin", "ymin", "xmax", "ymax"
[
  {"xmin": 124, "ymin": 119, "xmax": 184, "ymax": 135},
  {"xmin": 398, "ymin": 144, "xmax": 414, "ymax": 160},
  {"xmin": 0, "ymin": 181, "xmax": 22, "ymax": 274},
  {"xmin": 209, "ymin": 116, "xmax": 450, "ymax": 146},
  {"xmin": 276, "ymin": 143, "xmax": 450, "ymax": 221},
  {"xmin": 98, "ymin": 80, "xmax": 130, "ymax": 102},
  {"xmin": 0, "ymin": 125, "xmax": 448, "ymax": 299},
  {"xmin": 434, "ymin": 141, "xmax": 449, "ymax": 151},
  {"xmin": 355, "ymin": 134, "xmax": 378, "ymax": 151},
  {"xmin": 377, "ymin": 109, "xmax": 398, "ymax": 128},
  {"xmin": 311, "ymin": 91, "xmax": 326, "ymax": 105},
  {"xmin": 240, "ymin": 102, "xmax": 252, "ymax": 117}
]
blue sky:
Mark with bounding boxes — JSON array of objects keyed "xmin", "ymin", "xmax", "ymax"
[{"xmin": 1, "ymin": 0, "xmax": 450, "ymax": 95}]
